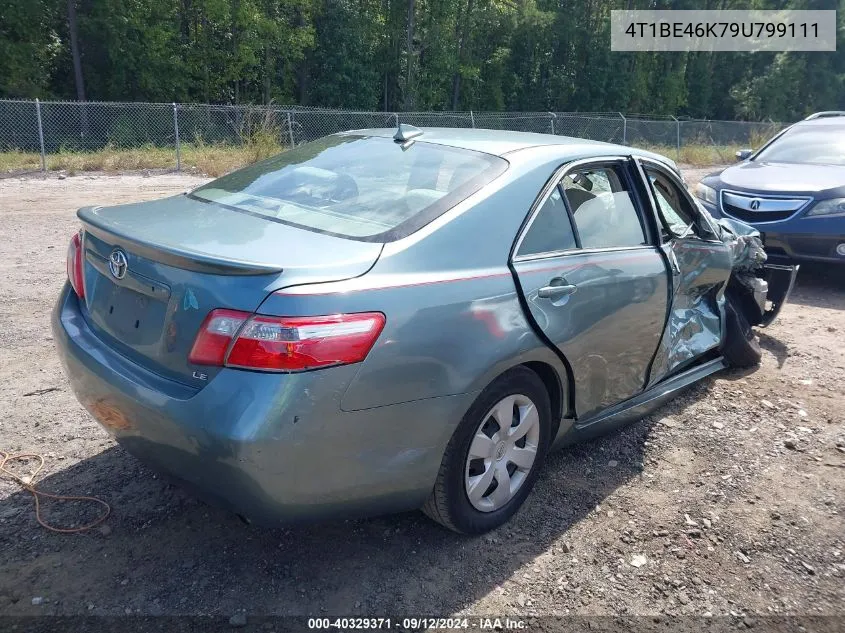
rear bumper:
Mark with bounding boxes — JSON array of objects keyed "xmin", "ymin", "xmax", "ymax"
[{"xmin": 52, "ymin": 284, "xmax": 470, "ymax": 524}]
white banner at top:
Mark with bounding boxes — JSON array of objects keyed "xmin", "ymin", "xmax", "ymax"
[{"xmin": 611, "ymin": 10, "xmax": 837, "ymax": 52}]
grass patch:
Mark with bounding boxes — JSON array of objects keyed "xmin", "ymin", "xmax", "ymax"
[
  {"xmin": 632, "ymin": 143, "xmax": 746, "ymax": 166},
  {"xmin": 0, "ymin": 150, "xmax": 44, "ymax": 173},
  {"xmin": 1, "ymin": 137, "xmax": 285, "ymax": 178},
  {"xmin": 1, "ymin": 139, "xmax": 741, "ymax": 177}
]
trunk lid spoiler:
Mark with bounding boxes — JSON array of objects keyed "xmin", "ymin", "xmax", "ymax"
[{"xmin": 78, "ymin": 194, "xmax": 383, "ymax": 280}]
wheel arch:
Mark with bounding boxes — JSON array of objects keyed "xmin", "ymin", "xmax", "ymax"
[
  {"xmin": 423, "ymin": 357, "xmax": 572, "ymax": 533},
  {"xmin": 460, "ymin": 351, "xmax": 574, "ymax": 448},
  {"xmin": 521, "ymin": 360, "xmax": 566, "ymax": 438}
]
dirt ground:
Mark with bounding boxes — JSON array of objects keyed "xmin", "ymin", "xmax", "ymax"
[{"xmin": 0, "ymin": 170, "xmax": 843, "ymax": 622}]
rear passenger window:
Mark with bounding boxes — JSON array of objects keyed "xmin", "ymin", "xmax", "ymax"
[
  {"xmin": 561, "ymin": 166, "xmax": 646, "ymax": 249},
  {"xmin": 517, "ymin": 187, "xmax": 578, "ymax": 256}
]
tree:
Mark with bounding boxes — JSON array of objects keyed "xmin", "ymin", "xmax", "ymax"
[
  {"xmin": 0, "ymin": 0, "xmax": 841, "ymax": 123},
  {"xmin": 67, "ymin": 0, "xmax": 86, "ymax": 101}
]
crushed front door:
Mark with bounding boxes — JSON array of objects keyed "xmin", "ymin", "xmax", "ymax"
[{"xmin": 635, "ymin": 159, "xmax": 733, "ymax": 386}]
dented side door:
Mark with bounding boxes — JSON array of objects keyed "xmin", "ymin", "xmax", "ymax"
[{"xmin": 633, "ymin": 158, "xmax": 733, "ymax": 386}]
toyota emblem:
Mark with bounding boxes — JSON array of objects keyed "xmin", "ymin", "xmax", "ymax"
[{"xmin": 108, "ymin": 249, "xmax": 128, "ymax": 280}]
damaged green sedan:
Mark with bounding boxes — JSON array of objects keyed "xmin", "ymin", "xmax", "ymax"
[{"xmin": 53, "ymin": 127, "xmax": 796, "ymax": 534}]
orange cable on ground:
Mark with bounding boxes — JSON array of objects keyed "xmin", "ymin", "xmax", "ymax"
[{"xmin": 0, "ymin": 450, "xmax": 110, "ymax": 533}]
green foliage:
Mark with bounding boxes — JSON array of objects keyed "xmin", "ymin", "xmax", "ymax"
[
  {"xmin": 1, "ymin": 0, "xmax": 842, "ymax": 120},
  {"xmin": 0, "ymin": 0, "xmax": 62, "ymax": 97}
]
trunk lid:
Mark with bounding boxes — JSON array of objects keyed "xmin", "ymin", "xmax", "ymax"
[{"xmin": 77, "ymin": 195, "xmax": 382, "ymax": 388}]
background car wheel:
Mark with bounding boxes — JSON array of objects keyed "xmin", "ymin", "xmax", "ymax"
[
  {"xmin": 422, "ymin": 366, "xmax": 551, "ymax": 534},
  {"xmin": 722, "ymin": 295, "xmax": 762, "ymax": 368}
]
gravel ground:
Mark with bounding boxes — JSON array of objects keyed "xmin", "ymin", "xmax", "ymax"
[{"xmin": 0, "ymin": 170, "xmax": 843, "ymax": 621}]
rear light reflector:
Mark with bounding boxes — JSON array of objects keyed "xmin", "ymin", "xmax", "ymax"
[
  {"xmin": 189, "ymin": 310, "xmax": 385, "ymax": 372},
  {"xmin": 187, "ymin": 309, "xmax": 249, "ymax": 366},
  {"xmin": 66, "ymin": 231, "xmax": 85, "ymax": 299}
]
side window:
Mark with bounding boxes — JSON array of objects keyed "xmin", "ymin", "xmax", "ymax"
[
  {"xmin": 517, "ymin": 187, "xmax": 578, "ymax": 256},
  {"xmin": 561, "ymin": 165, "xmax": 646, "ymax": 249},
  {"xmin": 644, "ymin": 167, "xmax": 699, "ymax": 238}
]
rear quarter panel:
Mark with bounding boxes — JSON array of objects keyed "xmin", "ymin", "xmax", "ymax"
[{"xmin": 265, "ymin": 273, "xmax": 566, "ymax": 412}]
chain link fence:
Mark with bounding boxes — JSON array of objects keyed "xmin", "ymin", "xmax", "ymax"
[{"xmin": 0, "ymin": 99, "xmax": 785, "ymax": 175}]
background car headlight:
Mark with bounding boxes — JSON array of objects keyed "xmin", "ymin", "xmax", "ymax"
[
  {"xmin": 695, "ymin": 183, "xmax": 717, "ymax": 205},
  {"xmin": 806, "ymin": 198, "xmax": 845, "ymax": 217}
]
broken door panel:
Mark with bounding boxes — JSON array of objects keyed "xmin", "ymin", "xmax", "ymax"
[{"xmin": 647, "ymin": 237, "xmax": 732, "ymax": 386}]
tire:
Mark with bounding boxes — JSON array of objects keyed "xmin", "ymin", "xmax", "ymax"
[
  {"xmin": 422, "ymin": 366, "xmax": 552, "ymax": 534},
  {"xmin": 723, "ymin": 295, "xmax": 762, "ymax": 368}
]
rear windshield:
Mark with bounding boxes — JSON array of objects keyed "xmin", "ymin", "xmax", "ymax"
[
  {"xmin": 754, "ymin": 126, "xmax": 845, "ymax": 166},
  {"xmin": 190, "ymin": 135, "xmax": 507, "ymax": 241}
]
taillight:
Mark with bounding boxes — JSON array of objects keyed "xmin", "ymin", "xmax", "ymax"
[
  {"xmin": 66, "ymin": 231, "xmax": 85, "ymax": 299},
  {"xmin": 188, "ymin": 309, "xmax": 385, "ymax": 372},
  {"xmin": 187, "ymin": 309, "xmax": 248, "ymax": 366}
]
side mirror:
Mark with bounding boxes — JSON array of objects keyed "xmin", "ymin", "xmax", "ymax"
[{"xmin": 735, "ymin": 149, "xmax": 753, "ymax": 161}]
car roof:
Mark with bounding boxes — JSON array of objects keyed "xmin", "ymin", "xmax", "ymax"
[{"xmin": 342, "ymin": 127, "xmax": 637, "ymax": 158}]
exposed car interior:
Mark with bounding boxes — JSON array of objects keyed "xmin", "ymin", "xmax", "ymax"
[
  {"xmin": 518, "ymin": 164, "xmax": 650, "ymax": 256},
  {"xmin": 562, "ymin": 167, "xmax": 646, "ymax": 249},
  {"xmin": 191, "ymin": 135, "xmax": 504, "ymax": 238}
]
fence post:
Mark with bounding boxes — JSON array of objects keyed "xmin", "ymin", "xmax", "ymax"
[
  {"xmin": 35, "ymin": 99, "xmax": 46, "ymax": 173},
  {"xmin": 286, "ymin": 111, "xmax": 295, "ymax": 148},
  {"xmin": 618, "ymin": 112, "xmax": 627, "ymax": 144},
  {"xmin": 172, "ymin": 103, "xmax": 181, "ymax": 172},
  {"xmin": 391, "ymin": 113, "xmax": 399, "ymax": 128},
  {"xmin": 548, "ymin": 112, "xmax": 556, "ymax": 135},
  {"xmin": 470, "ymin": 110, "xmax": 475, "ymax": 128},
  {"xmin": 671, "ymin": 116, "xmax": 681, "ymax": 161}
]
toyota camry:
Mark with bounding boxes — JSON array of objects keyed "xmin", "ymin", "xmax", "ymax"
[{"xmin": 54, "ymin": 126, "xmax": 795, "ymax": 534}]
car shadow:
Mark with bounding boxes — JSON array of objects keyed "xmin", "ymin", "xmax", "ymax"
[
  {"xmin": 757, "ymin": 331, "xmax": 789, "ymax": 368},
  {"xmin": 717, "ymin": 365, "xmax": 760, "ymax": 382},
  {"xmin": 0, "ymin": 384, "xmax": 710, "ymax": 618},
  {"xmin": 786, "ymin": 263, "xmax": 845, "ymax": 311}
]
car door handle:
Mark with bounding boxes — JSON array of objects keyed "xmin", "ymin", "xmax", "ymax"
[{"xmin": 538, "ymin": 280, "xmax": 577, "ymax": 299}]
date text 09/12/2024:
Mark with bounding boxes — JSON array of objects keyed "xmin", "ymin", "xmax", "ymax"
[{"xmin": 307, "ymin": 617, "xmax": 527, "ymax": 630}]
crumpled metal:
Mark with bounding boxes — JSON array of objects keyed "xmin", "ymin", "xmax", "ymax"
[
  {"xmin": 664, "ymin": 296, "xmax": 722, "ymax": 371},
  {"xmin": 717, "ymin": 217, "xmax": 770, "ymax": 316},
  {"xmin": 648, "ymin": 215, "xmax": 770, "ymax": 384},
  {"xmin": 717, "ymin": 217, "xmax": 767, "ymax": 272}
]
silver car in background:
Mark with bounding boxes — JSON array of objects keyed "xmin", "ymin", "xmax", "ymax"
[{"xmin": 53, "ymin": 126, "xmax": 795, "ymax": 534}]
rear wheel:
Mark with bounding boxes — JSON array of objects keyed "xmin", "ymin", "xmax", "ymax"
[
  {"xmin": 422, "ymin": 367, "xmax": 551, "ymax": 534},
  {"xmin": 722, "ymin": 295, "xmax": 762, "ymax": 368}
]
